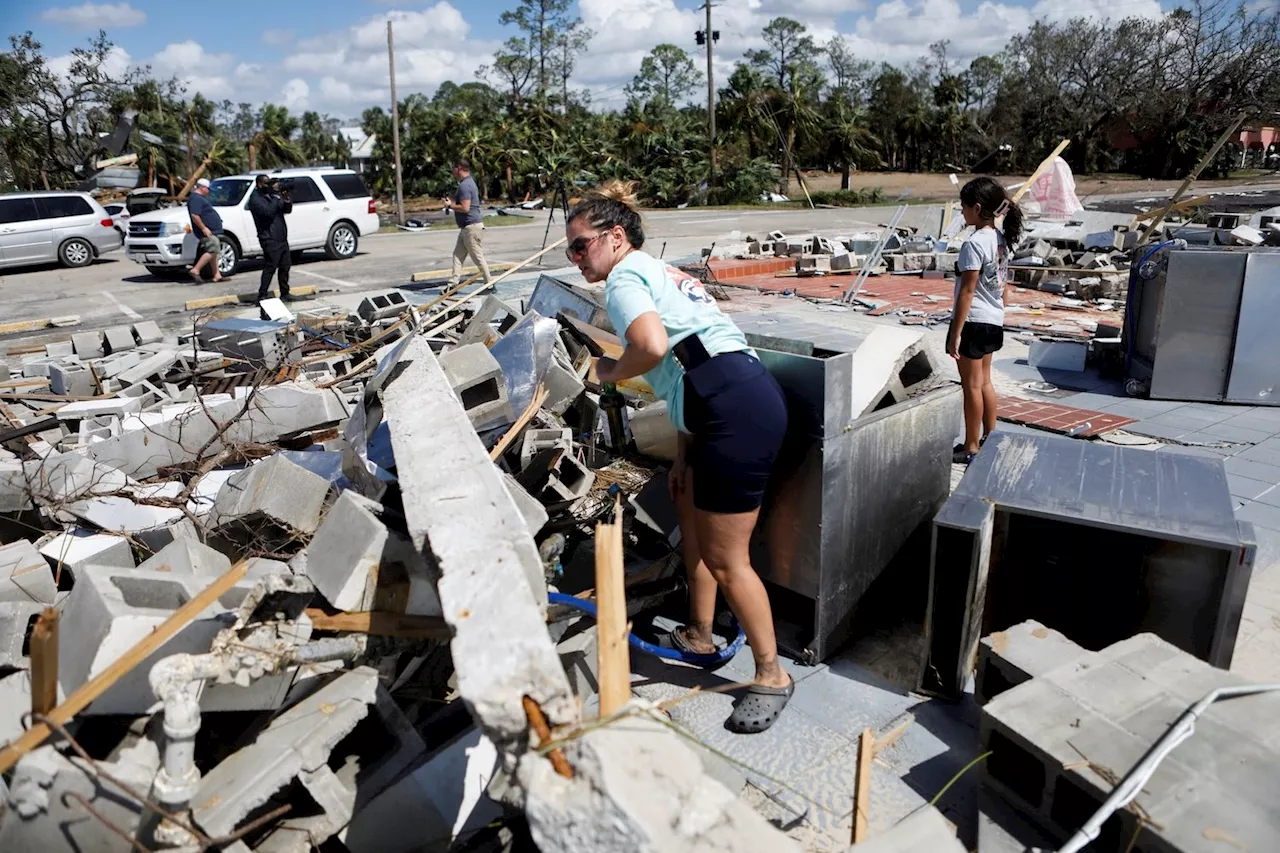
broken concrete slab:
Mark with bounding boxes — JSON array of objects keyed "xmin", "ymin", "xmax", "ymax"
[
  {"xmin": 501, "ymin": 472, "xmax": 549, "ymax": 539},
  {"xmin": 852, "ymin": 804, "xmax": 966, "ymax": 852},
  {"xmin": 294, "ymin": 489, "xmax": 441, "ymax": 616},
  {"xmin": 82, "ymin": 382, "xmax": 350, "ymax": 479},
  {"xmin": 258, "ymin": 297, "xmax": 294, "ymax": 323},
  {"xmin": 846, "ymin": 325, "xmax": 932, "ymax": 416},
  {"xmin": 0, "ymin": 600, "xmax": 46, "ymax": 669},
  {"xmin": 131, "ymin": 320, "xmax": 164, "ymax": 345},
  {"xmin": 437, "ymin": 342, "xmax": 514, "ymax": 429},
  {"xmin": 380, "ymin": 337, "xmax": 568, "ymax": 742},
  {"xmin": 103, "ymin": 326, "xmax": 137, "ymax": 354},
  {"xmin": 0, "ymin": 539, "xmax": 59, "ymax": 604},
  {"xmin": 192, "ymin": 666, "xmax": 380, "ymax": 839},
  {"xmin": 54, "ymin": 396, "xmax": 146, "ymax": 421},
  {"xmin": 38, "ymin": 528, "xmax": 134, "ymax": 574},
  {"xmin": 211, "ymin": 455, "xmax": 330, "ymax": 554},
  {"xmin": 976, "ymin": 620, "xmax": 1090, "ymax": 706},
  {"xmin": 115, "ymin": 349, "xmax": 178, "ymax": 387},
  {"xmin": 71, "ymin": 332, "xmax": 103, "ymax": 358}
]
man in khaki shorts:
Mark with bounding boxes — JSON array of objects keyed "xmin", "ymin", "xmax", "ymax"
[
  {"xmin": 188, "ymin": 178, "xmax": 225, "ymax": 283},
  {"xmin": 445, "ymin": 159, "xmax": 491, "ymax": 288}
]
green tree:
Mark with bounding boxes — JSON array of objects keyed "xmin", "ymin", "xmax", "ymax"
[
  {"xmin": 497, "ymin": 0, "xmax": 584, "ymax": 103},
  {"xmin": 628, "ymin": 44, "xmax": 703, "ymax": 107},
  {"xmin": 247, "ymin": 104, "xmax": 301, "ymax": 171},
  {"xmin": 746, "ymin": 18, "xmax": 823, "ymax": 93}
]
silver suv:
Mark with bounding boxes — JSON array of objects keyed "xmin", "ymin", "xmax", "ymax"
[{"xmin": 0, "ymin": 191, "xmax": 123, "ymax": 270}]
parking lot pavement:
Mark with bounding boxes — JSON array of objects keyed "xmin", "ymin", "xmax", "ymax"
[{"xmin": 0, "ymin": 206, "xmax": 907, "ymax": 346}]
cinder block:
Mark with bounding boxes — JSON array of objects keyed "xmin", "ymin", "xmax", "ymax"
[
  {"xmin": 48, "ymin": 362, "xmax": 95, "ymax": 396},
  {"xmin": 93, "ymin": 350, "xmax": 142, "ymax": 378},
  {"xmin": 501, "ymin": 473, "xmax": 548, "ymax": 538},
  {"xmin": 38, "ymin": 529, "xmax": 134, "ymax": 576},
  {"xmin": 795, "ymin": 254, "xmax": 831, "ymax": 275},
  {"xmin": 543, "ymin": 347, "xmax": 585, "ymax": 416},
  {"xmin": 57, "ymin": 567, "xmax": 255, "ymax": 714},
  {"xmin": 358, "ymin": 291, "xmax": 409, "ymax": 323},
  {"xmin": 103, "ymin": 326, "xmax": 137, "ymax": 355},
  {"xmin": 135, "ymin": 538, "xmax": 230, "ymax": 577},
  {"xmin": 520, "ymin": 427, "xmax": 572, "ymax": 470},
  {"xmin": 437, "ymin": 343, "xmax": 514, "ymax": 428},
  {"xmin": 72, "ymin": 332, "xmax": 103, "ymax": 358},
  {"xmin": 258, "ymin": 297, "xmax": 294, "ymax": 323},
  {"xmin": 294, "ymin": 490, "xmax": 440, "ymax": 615},
  {"xmin": 131, "ymin": 321, "xmax": 164, "ymax": 345},
  {"xmin": 538, "ymin": 450, "xmax": 595, "ymax": 505},
  {"xmin": 115, "ymin": 350, "xmax": 178, "ymax": 386},
  {"xmin": 44, "ymin": 342, "xmax": 74, "ymax": 358},
  {"xmin": 557, "ymin": 623, "xmax": 599, "ymax": 701},
  {"xmin": 629, "ymin": 402, "xmax": 678, "ymax": 462},
  {"xmin": 211, "ymin": 455, "xmax": 331, "ymax": 555},
  {"xmin": 0, "ymin": 540, "xmax": 57, "ymax": 604},
  {"xmin": 0, "ymin": 601, "xmax": 46, "ymax": 670},
  {"xmin": 976, "ymin": 620, "xmax": 1087, "ymax": 706}
]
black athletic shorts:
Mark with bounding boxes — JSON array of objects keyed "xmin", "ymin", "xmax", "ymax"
[
  {"xmin": 958, "ymin": 322, "xmax": 1004, "ymax": 360},
  {"xmin": 682, "ymin": 351, "xmax": 788, "ymax": 514}
]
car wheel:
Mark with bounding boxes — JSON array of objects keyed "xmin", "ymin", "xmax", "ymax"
[
  {"xmin": 217, "ymin": 237, "xmax": 241, "ymax": 276},
  {"xmin": 325, "ymin": 222, "xmax": 358, "ymax": 260},
  {"xmin": 59, "ymin": 237, "xmax": 94, "ymax": 268}
]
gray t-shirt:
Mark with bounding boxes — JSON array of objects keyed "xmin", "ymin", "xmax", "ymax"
[
  {"xmin": 453, "ymin": 175, "xmax": 483, "ymax": 227},
  {"xmin": 955, "ymin": 226, "xmax": 1007, "ymax": 326}
]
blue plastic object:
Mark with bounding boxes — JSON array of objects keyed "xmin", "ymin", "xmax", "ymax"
[{"xmin": 547, "ymin": 592, "xmax": 745, "ymax": 667}]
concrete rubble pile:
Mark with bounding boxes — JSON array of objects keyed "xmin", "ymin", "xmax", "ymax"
[{"xmin": 0, "ymin": 281, "xmax": 794, "ymax": 852}]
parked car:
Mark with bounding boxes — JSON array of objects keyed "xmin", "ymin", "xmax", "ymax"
[
  {"xmin": 124, "ymin": 168, "xmax": 379, "ymax": 278},
  {"xmin": 103, "ymin": 202, "xmax": 129, "ymax": 235},
  {"xmin": 0, "ymin": 191, "xmax": 123, "ymax": 270}
]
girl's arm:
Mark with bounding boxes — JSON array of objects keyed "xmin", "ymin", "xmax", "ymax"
[
  {"xmin": 597, "ymin": 311, "xmax": 667, "ymax": 382},
  {"xmin": 947, "ymin": 269, "xmax": 980, "ymax": 360}
]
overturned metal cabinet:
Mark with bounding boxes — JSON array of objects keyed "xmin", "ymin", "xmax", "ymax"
[
  {"xmin": 922, "ymin": 431, "xmax": 1255, "ymax": 698},
  {"xmin": 736, "ymin": 315, "xmax": 961, "ymax": 662}
]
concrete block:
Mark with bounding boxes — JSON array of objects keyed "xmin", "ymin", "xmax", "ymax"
[
  {"xmin": 83, "ymin": 382, "xmax": 350, "ymax": 479},
  {"xmin": 294, "ymin": 490, "xmax": 441, "ymax": 615},
  {"xmin": 520, "ymin": 427, "xmax": 572, "ymax": 470},
  {"xmin": 103, "ymin": 326, "xmax": 137, "ymax": 354},
  {"xmin": 47, "ymin": 361, "xmax": 96, "ymax": 396},
  {"xmin": 795, "ymin": 254, "xmax": 831, "ymax": 275},
  {"xmin": 459, "ymin": 295, "xmax": 521, "ymax": 347},
  {"xmin": 538, "ymin": 449, "xmax": 595, "ymax": 505},
  {"xmin": 38, "ymin": 528, "xmax": 134, "ymax": 575},
  {"xmin": 847, "ymin": 325, "xmax": 931, "ymax": 416},
  {"xmin": 192, "ymin": 666, "xmax": 381, "ymax": 839},
  {"xmin": 93, "ymin": 350, "xmax": 142, "ymax": 378},
  {"xmin": 629, "ymin": 473, "xmax": 681, "ymax": 549},
  {"xmin": 44, "ymin": 342, "xmax": 74, "ymax": 358},
  {"xmin": 115, "ymin": 349, "xmax": 179, "ymax": 386},
  {"xmin": 357, "ymin": 291, "xmax": 410, "ymax": 323},
  {"xmin": 629, "ymin": 401, "xmax": 678, "ymax": 462},
  {"xmin": 976, "ymin": 620, "xmax": 1088, "ymax": 706},
  {"xmin": 56, "ymin": 567, "xmax": 250, "ymax": 713},
  {"xmin": 851, "ymin": 805, "xmax": 966, "ymax": 852},
  {"xmin": 66, "ymin": 494, "xmax": 186, "ymax": 536},
  {"xmin": 54, "ymin": 395, "xmax": 145, "ymax": 421},
  {"xmin": 72, "ymin": 332, "xmax": 103, "ymax": 358},
  {"xmin": 211, "ymin": 455, "xmax": 330, "ymax": 553},
  {"xmin": 543, "ymin": 346, "xmax": 585, "ymax": 416},
  {"xmin": 381, "ymin": 337, "xmax": 569, "ymax": 743},
  {"xmin": 501, "ymin": 472, "xmax": 548, "ymax": 538},
  {"xmin": 19, "ymin": 452, "xmax": 133, "ymax": 509},
  {"xmin": 131, "ymin": 320, "xmax": 163, "ymax": 345},
  {"xmin": 437, "ymin": 343, "xmax": 514, "ymax": 428},
  {"xmin": 135, "ymin": 538, "xmax": 231, "ymax": 577},
  {"xmin": 21, "ymin": 358, "xmax": 57, "ymax": 378}
]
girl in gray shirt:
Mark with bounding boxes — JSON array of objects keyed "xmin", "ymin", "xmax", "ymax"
[{"xmin": 947, "ymin": 176, "xmax": 1024, "ymax": 464}]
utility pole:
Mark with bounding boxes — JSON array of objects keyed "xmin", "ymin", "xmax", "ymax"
[
  {"xmin": 387, "ymin": 20, "xmax": 405, "ymax": 227},
  {"xmin": 701, "ymin": 2, "xmax": 717, "ymax": 189}
]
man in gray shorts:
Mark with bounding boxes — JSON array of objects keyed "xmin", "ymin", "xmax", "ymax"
[
  {"xmin": 188, "ymin": 178, "xmax": 225, "ymax": 283},
  {"xmin": 446, "ymin": 159, "xmax": 491, "ymax": 288}
]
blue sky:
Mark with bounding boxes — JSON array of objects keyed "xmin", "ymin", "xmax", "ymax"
[{"xmin": 5, "ymin": 0, "xmax": 1172, "ymax": 119}]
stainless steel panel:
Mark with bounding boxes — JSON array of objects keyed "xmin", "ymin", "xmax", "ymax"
[
  {"xmin": 1225, "ymin": 252, "xmax": 1280, "ymax": 404},
  {"xmin": 1149, "ymin": 251, "xmax": 1247, "ymax": 401}
]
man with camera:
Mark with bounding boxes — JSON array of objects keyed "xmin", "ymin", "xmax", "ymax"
[{"xmin": 249, "ymin": 174, "xmax": 296, "ymax": 302}]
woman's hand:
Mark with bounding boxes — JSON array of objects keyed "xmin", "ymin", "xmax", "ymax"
[
  {"xmin": 668, "ymin": 455, "xmax": 688, "ymax": 502},
  {"xmin": 946, "ymin": 331, "xmax": 961, "ymax": 361}
]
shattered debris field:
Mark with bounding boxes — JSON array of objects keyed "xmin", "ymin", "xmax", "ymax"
[{"xmin": 1, "ymin": 194, "xmax": 1280, "ymax": 853}]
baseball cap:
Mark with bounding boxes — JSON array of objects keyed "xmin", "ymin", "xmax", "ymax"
[{"xmin": 196, "ymin": 178, "xmax": 211, "ymax": 188}]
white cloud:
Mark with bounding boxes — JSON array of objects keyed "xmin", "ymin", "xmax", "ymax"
[
  {"xmin": 282, "ymin": 79, "xmax": 310, "ymax": 110},
  {"xmin": 261, "ymin": 29, "xmax": 294, "ymax": 46},
  {"xmin": 41, "ymin": 2, "xmax": 146, "ymax": 29},
  {"xmin": 47, "ymin": 43, "xmax": 132, "ymax": 82},
  {"xmin": 149, "ymin": 41, "xmax": 237, "ymax": 100}
]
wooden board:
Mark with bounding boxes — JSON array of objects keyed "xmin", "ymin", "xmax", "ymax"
[
  {"xmin": 304, "ymin": 608, "xmax": 450, "ymax": 639},
  {"xmin": 595, "ymin": 500, "xmax": 630, "ymax": 716}
]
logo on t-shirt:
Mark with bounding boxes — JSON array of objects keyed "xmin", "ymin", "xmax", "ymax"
[{"xmin": 666, "ymin": 264, "xmax": 716, "ymax": 306}]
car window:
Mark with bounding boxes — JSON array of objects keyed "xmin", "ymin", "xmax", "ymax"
[
  {"xmin": 35, "ymin": 195, "xmax": 94, "ymax": 219},
  {"xmin": 105, "ymin": 204, "xmax": 124, "ymax": 215},
  {"xmin": 209, "ymin": 179, "xmax": 251, "ymax": 207},
  {"xmin": 283, "ymin": 177, "xmax": 324, "ymax": 204},
  {"xmin": 0, "ymin": 197, "xmax": 40, "ymax": 224},
  {"xmin": 321, "ymin": 174, "xmax": 371, "ymax": 200}
]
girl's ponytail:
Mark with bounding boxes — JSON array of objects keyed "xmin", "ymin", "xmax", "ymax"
[{"xmin": 960, "ymin": 176, "xmax": 1023, "ymax": 247}]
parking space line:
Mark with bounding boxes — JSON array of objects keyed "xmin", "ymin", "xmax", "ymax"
[
  {"xmin": 102, "ymin": 291, "xmax": 143, "ymax": 320},
  {"xmin": 292, "ymin": 268, "xmax": 360, "ymax": 289}
]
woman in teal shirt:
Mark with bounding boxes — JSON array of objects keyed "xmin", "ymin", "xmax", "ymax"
[{"xmin": 566, "ymin": 181, "xmax": 793, "ymax": 733}]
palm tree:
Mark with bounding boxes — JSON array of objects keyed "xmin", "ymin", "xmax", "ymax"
[
  {"xmin": 827, "ymin": 101, "xmax": 880, "ymax": 189},
  {"xmin": 181, "ymin": 95, "xmax": 216, "ymax": 177},
  {"xmin": 247, "ymin": 104, "xmax": 301, "ymax": 171}
]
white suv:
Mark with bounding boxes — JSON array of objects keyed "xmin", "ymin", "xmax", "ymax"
[{"xmin": 124, "ymin": 168, "xmax": 379, "ymax": 277}]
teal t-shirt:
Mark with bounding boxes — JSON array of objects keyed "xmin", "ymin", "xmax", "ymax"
[{"xmin": 604, "ymin": 251, "xmax": 753, "ymax": 432}]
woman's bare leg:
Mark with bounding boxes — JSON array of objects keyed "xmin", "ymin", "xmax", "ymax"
[
  {"xmin": 981, "ymin": 353, "xmax": 997, "ymax": 439},
  {"xmin": 675, "ymin": 471, "xmax": 718, "ymax": 653},
  {"xmin": 958, "ymin": 355, "xmax": 985, "ymax": 453}
]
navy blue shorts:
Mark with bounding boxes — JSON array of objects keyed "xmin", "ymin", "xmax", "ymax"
[{"xmin": 682, "ymin": 351, "xmax": 788, "ymax": 514}]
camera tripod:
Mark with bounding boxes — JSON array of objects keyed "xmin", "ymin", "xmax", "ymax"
[{"xmin": 539, "ymin": 177, "xmax": 573, "ymax": 261}]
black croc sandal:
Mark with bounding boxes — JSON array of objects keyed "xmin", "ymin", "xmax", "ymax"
[
  {"xmin": 726, "ymin": 677, "xmax": 795, "ymax": 734},
  {"xmin": 952, "ymin": 444, "xmax": 976, "ymax": 465}
]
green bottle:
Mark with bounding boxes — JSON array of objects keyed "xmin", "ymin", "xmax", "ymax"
[{"xmin": 599, "ymin": 382, "xmax": 629, "ymax": 452}]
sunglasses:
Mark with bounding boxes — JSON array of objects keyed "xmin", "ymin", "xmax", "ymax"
[{"xmin": 566, "ymin": 232, "xmax": 606, "ymax": 260}]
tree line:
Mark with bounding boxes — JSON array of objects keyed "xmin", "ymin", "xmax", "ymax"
[{"xmin": 1, "ymin": 0, "xmax": 1277, "ymax": 207}]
